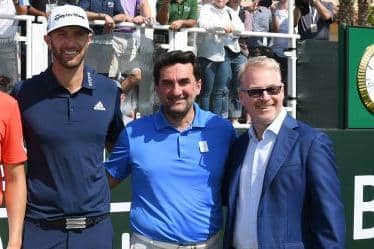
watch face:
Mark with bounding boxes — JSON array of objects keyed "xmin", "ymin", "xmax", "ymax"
[{"xmin": 357, "ymin": 45, "xmax": 374, "ymax": 113}]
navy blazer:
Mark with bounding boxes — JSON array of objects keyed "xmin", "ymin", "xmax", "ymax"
[{"xmin": 223, "ymin": 115, "xmax": 346, "ymax": 249}]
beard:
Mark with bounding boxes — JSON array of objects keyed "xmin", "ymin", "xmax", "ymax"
[
  {"xmin": 162, "ymin": 98, "xmax": 194, "ymax": 121},
  {"xmin": 50, "ymin": 41, "xmax": 87, "ymax": 69}
]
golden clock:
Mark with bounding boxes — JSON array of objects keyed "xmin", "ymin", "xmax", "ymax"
[{"xmin": 357, "ymin": 44, "xmax": 374, "ymax": 113}]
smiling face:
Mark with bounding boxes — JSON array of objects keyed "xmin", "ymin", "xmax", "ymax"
[
  {"xmin": 156, "ymin": 63, "xmax": 201, "ymax": 123},
  {"xmin": 239, "ymin": 63, "xmax": 284, "ymax": 135},
  {"xmin": 45, "ymin": 26, "xmax": 91, "ymax": 70}
]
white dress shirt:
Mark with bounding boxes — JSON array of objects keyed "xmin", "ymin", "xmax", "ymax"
[{"xmin": 233, "ymin": 108, "xmax": 287, "ymax": 249}]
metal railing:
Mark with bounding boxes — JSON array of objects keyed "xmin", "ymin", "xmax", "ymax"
[
  {"xmin": 0, "ymin": 5, "xmax": 299, "ymax": 247},
  {"xmin": 1, "ymin": 5, "xmax": 299, "ymax": 119}
]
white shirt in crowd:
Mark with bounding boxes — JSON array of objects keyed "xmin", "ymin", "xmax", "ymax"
[
  {"xmin": 0, "ymin": 0, "xmax": 17, "ymax": 39},
  {"xmin": 233, "ymin": 108, "xmax": 287, "ymax": 249},
  {"xmin": 271, "ymin": 8, "xmax": 289, "ymax": 57},
  {"xmin": 197, "ymin": 3, "xmax": 244, "ymax": 62}
]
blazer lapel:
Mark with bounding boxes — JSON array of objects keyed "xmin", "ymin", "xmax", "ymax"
[
  {"xmin": 261, "ymin": 115, "xmax": 299, "ymax": 194},
  {"xmin": 229, "ymin": 133, "xmax": 250, "ymax": 207}
]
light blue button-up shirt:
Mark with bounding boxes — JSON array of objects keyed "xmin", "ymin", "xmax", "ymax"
[{"xmin": 233, "ymin": 108, "xmax": 287, "ymax": 249}]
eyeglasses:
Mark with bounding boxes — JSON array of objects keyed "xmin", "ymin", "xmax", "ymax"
[{"xmin": 240, "ymin": 85, "xmax": 283, "ymax": 98}]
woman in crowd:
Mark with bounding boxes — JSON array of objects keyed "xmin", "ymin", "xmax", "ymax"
[{"xmin": 197, "ymin": 0, "xmax": 244, "ymax": 118}]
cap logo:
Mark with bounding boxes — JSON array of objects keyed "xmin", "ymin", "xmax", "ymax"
[
  {"xmin": 54, "ymin": 13, "xmax": 85, "ymax": 21},
  {"xmin": 47, "ymin": 5, "xmax": 92, "ymax": 34}
]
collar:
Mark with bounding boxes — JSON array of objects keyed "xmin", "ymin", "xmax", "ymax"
[
  {"xmin": 154, "ymin": 103, "xmax": 206, "ymax": 131},
  {"xmin": 248, "ymin": 107, "xmax": 287, "ymax": 140},
  {"xmin": 44, "ymin": 65, "xmax": 96, "ymax": 94}
]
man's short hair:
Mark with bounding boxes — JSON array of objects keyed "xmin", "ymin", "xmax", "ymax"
[
  {"xmin": 153, "ymin": 50, "xmax": 201, "ymax": 85},
  {"xmin": 238, "ymin": 56, "xmax": 281, "ymax": 85}
]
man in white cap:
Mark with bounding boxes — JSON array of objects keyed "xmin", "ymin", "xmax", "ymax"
[{"xmin": 11, "ymin": 5, "xmax": 124, "ymax": 249}]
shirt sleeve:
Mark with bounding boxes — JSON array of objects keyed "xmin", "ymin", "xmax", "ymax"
[
  {"xmin": 156, "ymin": 0, "xmax": 163, "ymax": 12},
  {"xmin": 2, "ymin": 100, "xmax": 27, "ymax": 165},
  {"xmin": 324, "ymin": 2, "xmax": 335, "ymax": 21},
  {"xmin": 106, "ymin": 87, "xmax": 125, "ymax": 145},
  {"xmin": 188, "ymin": 0, "xmax": 198, "ymax": 20},
  {"xmin": 230, "ymin": 8, "xmax": 244, "ymax": 32},
  {"xmin": 78, "ymin": 0, "xmax": 90, "ymax": 10},
  {"xmin": 114, "ymin": 0, "xmax": 125, "ymax": 14},
  {"xmin": 104, "ymin": 128, "xmax": 131, "ymax": 180},
  {"xmin": 19, "ymin": 0, "xmax": 30, "ymax": 6}
]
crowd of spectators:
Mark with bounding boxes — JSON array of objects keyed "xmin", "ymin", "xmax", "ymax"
[{"xmin": 0, "ymin": 0, "xmax": 337, "ymax": 123}]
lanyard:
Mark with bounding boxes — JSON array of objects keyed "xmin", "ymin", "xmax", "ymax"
[{"xmin": 309, "ymin": 5, "xmax": 318, "ymax": 24}]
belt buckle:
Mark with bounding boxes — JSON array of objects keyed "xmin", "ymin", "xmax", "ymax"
[{"xmin": 65, "ymin": 217, "xmax": 87, "ymax": 230}]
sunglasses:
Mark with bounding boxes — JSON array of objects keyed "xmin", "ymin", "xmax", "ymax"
[{"xmin": 240, "ymin": 85, "xmax": 283, "ymax": 98}]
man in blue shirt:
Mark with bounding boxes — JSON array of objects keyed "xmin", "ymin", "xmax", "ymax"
[
  {"xmin": 79, "ymin": 0, "xmax": 128, "ymax": 77},
  {"xmin": 105, "ymin": 50, "xmax": 235, "ymax": 248},
  {"xmin": 11, "ymin": 5, "xmax": 124, "ymax": 249},
  {"xmin": 79, "ymin": 0, "xmax": 127, "ymax": 34}
]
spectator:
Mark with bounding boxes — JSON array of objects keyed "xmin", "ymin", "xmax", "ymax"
[
  {"xmin": 156, "ymin": 0, "xmax": 197, "ymax": 29},
  {"xmin": 154, "ymin": 0, "xmax": 198, "ymax": 48},
  {"xmin": 197, "ymin": 0, "xmax": 244, "ymax": 118},
  {"xmin": 119, "ymin": 68, "xmax": 142, "ymax": 124},
  {"xmin": 79, "ymin": 0, "xmax": 127, "ymax": 34},
  {"xmin": 0, "ymin": 0, "xmax": 20, "ymax": 90},
  {"xmin": 222, "ymin": 56, "xmax": 346, "ymax": 249},
  {"xmin": 0, "ymin": 91, "xmax": 27, "ymax": 249},
  {"xmin": 294, "ymin": 0, "xmax": 335, "ymax": 40},
  {"xmin": 19, "ymin": 0, "xmax": 48, "ymax": 17},
  {"xmin": 13, "ymin": 0, "xmax": 27, "ymax": 14},
  {"xmin": 29, "ymin": 0, "xmax": 78, "ymax": 14},
  {"xmin": 271, "ymin": 0, "xmax": 288, "ymax": 83},
  {"xmin": 246, "ymin": 0, "xmax": 273, "ymax": 57},
  {"xmin": 148, "ymin": 0, "xmax": 158, "ymax": 19},
  {"xmin": 11, "ymin": 5, "xmax": 123, "ymax": 248},
  {"xmin": 79, "ymin": 0, "xmax": 128, "ymax": 77},
  {"xmin": 105, "ymin": 50, "xmax": 235, "ymax": 249},
  {"xmin": 112, "ymin": 0, "xmax": 152, "ymax": 119},
  {"xmin": 226, "ymin": 0, "xmax": 248, "ymax": 124},
  {"xmin": 119, "ymin": 0, "xmax": 151, "ymax": 25}
]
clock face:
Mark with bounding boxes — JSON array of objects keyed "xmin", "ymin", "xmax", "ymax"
[
  {"xmin": 357, "ymin": 45, "xmax": 374, "ymax": 113},
  {"xmin": 366, "ymin": 57, "xmax": 374, "ymax": 102}
]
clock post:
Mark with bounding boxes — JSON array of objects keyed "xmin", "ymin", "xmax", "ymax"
[{"xmin": 333, "ymin": 24, "xmax": 374, "ymax": 249}]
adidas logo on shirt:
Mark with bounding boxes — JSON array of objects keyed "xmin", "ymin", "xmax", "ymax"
[{"xmin": 93, "ymin": 101, "xmax": 106, "ymax": 111}]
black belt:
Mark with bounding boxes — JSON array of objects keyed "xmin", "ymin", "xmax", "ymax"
[{"xmin": 26, "ymin": 214, "xmax": 109, "ymax": 230}]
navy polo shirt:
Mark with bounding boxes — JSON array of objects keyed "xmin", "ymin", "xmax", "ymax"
[{"xmin": 12, "ymin": 66, "xmax": 124, "ymax": 220}]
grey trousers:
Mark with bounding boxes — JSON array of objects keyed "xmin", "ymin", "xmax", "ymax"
[{"xmin": 130, "ymin": 232, "xmax": 221, "ymax": 249}]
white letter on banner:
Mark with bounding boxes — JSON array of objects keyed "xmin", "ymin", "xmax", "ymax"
[{"xmin": 353, "ymin": 175, "xmax": 374, "ymax": 240}]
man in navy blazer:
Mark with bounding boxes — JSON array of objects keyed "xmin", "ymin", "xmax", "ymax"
[{"xmin": 222, "ymin": 56, "xmax": 345, "ymax": 249}]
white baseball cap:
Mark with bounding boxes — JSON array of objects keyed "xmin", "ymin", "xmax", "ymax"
[{"xmin": 47, "ymin": 5, "xmax": 93, "ymax": 34}]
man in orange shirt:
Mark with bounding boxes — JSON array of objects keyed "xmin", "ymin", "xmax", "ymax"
[{"xmin": 0, "ymin": 91, "xmax": 27, "ymax": 249}]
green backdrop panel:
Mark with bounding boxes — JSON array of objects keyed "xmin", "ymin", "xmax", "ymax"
[
  {"xmin": 347, "ymin": 27, "xmax": 374, "ymax": 128},
  {"xmin": 1, "ymin": 130, "xmax": 374, "ymax": 248}
]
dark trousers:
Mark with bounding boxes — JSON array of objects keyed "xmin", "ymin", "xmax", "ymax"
[{"xmin": 22, "ymin": 217, "xmax": 114, "ymax": 249}]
